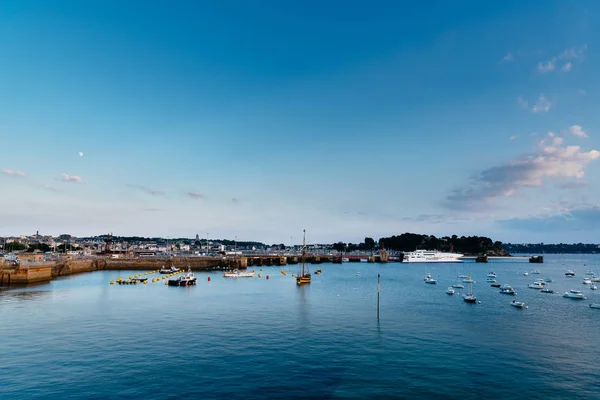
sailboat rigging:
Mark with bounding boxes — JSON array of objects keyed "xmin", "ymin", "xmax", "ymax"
[{"xmin": 296, "ymin": 230, "xmax": 311, "ymax": 285}]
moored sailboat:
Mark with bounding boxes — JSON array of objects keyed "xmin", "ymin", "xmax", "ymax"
[{"xmin": 296, "ymin": 230, "xmax": 311, "ymax": 285}]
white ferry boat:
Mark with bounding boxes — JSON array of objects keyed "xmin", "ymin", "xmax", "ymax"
[{"xmin": 402, "ymin": 249, "xmax": 464, "ymax": 263}]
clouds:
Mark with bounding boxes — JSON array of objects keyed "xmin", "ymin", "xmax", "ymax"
[
  {"xmin": 498, "ymin": 204, "xmax": 600, "ymax": 232},
  {"xmin": 501, "ymin": 52, "xmax": 513, "ymax": 62},
  {"xmin": 127, "ymin": 184, "xmax": 165, "ymax": 196},
  {"xmin": 531, "ymin": 94, "xmax": 551, "ymax": 113},
  {"xmin": 446, "ymin": 134, "xmax": 600, "ymax": 211},
  {"xmin": 187, "ymin": 191, "xmax": 204, "ymax": 199},
  {"xmin": 509, "ymin": 135, "xmax": 518, "ymax": 141},
  {"xmin": 78, "ymin": 152, "xmax": 84, "ymax": 157},
  {"xmin": 569, "ymin": 125, "xmax": 588, "ymax": 138},
  {"xmin": 519, "ymin": 94, "xmax": 551, "ymax": 113},
  {"xmin": 537, "ymin": 44, "xmax": 587, "ymax": 74},
  {"xmin": 60, "ymin": 173, "xmax": 87, "ymax": 183},
  {"xmin": 537, "ymin": 58, "xmax": 556, "ymax": 73},
  {"xmin": 1, "ymin": 169, "xmax": 25, "ymax": 177}
]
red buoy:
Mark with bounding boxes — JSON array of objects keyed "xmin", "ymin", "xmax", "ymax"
[
  {"xmin": 266, "ymin": 275, "xmax": 270, "ymax": 280},
  {"xmin": 208, "ymin": 276, "xmax": 211, "ymax": 282}
]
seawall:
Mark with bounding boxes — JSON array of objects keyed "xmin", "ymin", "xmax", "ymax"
[{"xmin": 1, "ymin": 256, "xmax": 248, "ymax": 286}]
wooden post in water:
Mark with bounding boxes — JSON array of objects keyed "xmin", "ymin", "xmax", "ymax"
[{"xmin": 377, "ymin": 273, "xmax": 380, "ymax": 319}]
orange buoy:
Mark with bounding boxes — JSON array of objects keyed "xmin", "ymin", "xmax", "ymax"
[{"xmin": 208, "ymin": 276, "xmax": 211, "ymax": 282}]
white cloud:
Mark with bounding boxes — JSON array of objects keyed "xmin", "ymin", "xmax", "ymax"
[
  {"xmin": 78, "ymin": 152, "xmax": 84, "ymax": 157},
  {"xmin": 569, "ymin": 125, "xmax": 588, "ymax": 138},
  {"xmin": 509, "ymin": 135, "xmax": 518, "ymax": 141},
  {"xmin": 127, "ymin": 184, "xmax": 164, "ymax": 195},
  {"xmin": 446, "ymin": 138, "xmax": 600, "ymax": 210},
  {"xmin": 502, "ymin": 52, "xmax": 514, "ymax": 62},
  {"xmin": 517, "ymin": 97, "xmax": 529, "ymax": 110},
  {"xmin": 531, "ymin": 94, "xmax": 551, "ymax": 113},
  {"xmin": 60, "ymin": 173, "xmax": 87, "ymax": 183},
  {"xmin": 187, "ymin": 191, "xmax": 204, "ymax": 199},
  {"xmin": 537, "ymin": 57, "xmax": 556, "ymax": 73},
  {"xmin": 559, "ymin": 44, "xmax": 588, "ymax": 60},
  {"xmin": 562, "ymin": 62, "xmax": 573, "ymax": 72},
  {"xmin": 1, "ymin": 169, "xmax": 25, "ymax": 177},
  {"xmin": 552, "ymin": 137, "xmax": 564, "ymax": 146}
]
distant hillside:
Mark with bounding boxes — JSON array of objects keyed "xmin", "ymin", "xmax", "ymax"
[
  {"xmin": 502, "ymin": 243, "xmax": 600, "ymax": 254},
  {"xmin": 378, "ymin": 233, "xmax": 509, "ymax": 256}
]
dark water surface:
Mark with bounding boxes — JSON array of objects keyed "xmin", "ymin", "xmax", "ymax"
[{"xmin": 1, "ymin": 255, "xmax": 600, "ymax": 399}]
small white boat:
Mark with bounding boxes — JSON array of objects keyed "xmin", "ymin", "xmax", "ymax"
[
  {"xmin": 462, "ymin": 277, "xmax": 475, "ymax": 283},
  {"xmin": 446, "ymin": 287, "xmax": 455, "ymax": 295},
  {"xmin": 486, "ymin": 278, "xmax": 496, "ymax": 282},
  {"xmin": 523, "ymin": 272, "xmax": 529, "ymax": 276},
  {"xmin": 585, "ymin": 270, "xmax": 594, "ymax": 275},
  {"xmin": 424, "ymin": 273, "xmax": 432, "ymax": 281},
  {"xmin": 590, "ymin": 303, "xmax": 600, "ymax": 309},
  {"xmin": 544, "ymin": 278, "xmax": 553, "ymax": 283},
  {"xmin": 583, "ymin": 278, "xmax": 592, "ymax": 284},
  {"xmin": 487, "ymin": 272, "xmax": 497, "ymax": 278},
  {"xmin": 565, "ymin": 270, "xmax": 576, "ymax": 277},
  {"xmin": 463, "ymin": 281, "xmax": 476, "ymax": 303},
  {"xmin": 424, "ymin": 277, "xmax": 437, "ymax": 285},
  {"xmin": 563, "ymin": 290, "xmax": 586, "ymax": 300},
  {"xmin": 541, "ymin": 288, "xmax": 554, "ymax": 293},
  {"xmin": 591, "ymin": 276, "xmax": 600, "ymax": 282},
  {"xmin": 528, "ymin": 282, "xmax": 544, "ymax": 290},
  {"xmin": 511, "ymin": 300, "xmax": 526, "ymax": 309},
  {"xmin": 223, "ymin": 269, "xmax": 255, "ymax": 278},
  {"xmin": 591, "ymin": 284, "xmax": 598, "ymax": 290},
  {"xmin": 452, "ymin": 283, "xmax": 464, "ymax": 289},
  {"xmin": 458, "ymin": 274, "xmax": 469, "ymax": 279},
  {"xmin": 500, "ymin": 285, "xmax": 516, "ymax": 295}
]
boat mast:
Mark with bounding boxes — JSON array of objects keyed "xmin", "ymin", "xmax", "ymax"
[{"xmin": 301, "ymin": 229, "xmax": 306, "ymax": 276}]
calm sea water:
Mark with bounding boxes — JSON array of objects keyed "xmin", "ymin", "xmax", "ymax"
[{"xmin": 1, "ymin": 255, "xmax": 600, "ymax": 399}]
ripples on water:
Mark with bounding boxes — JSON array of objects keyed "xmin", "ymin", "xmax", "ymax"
[{"xmin": 1, "ymin": 255, "xmax": 599, "ymax": 399}]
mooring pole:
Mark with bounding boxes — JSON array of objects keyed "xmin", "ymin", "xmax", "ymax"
[{"xmin": 377, "ymin": 273, "xmax": 380, "ymax": 319}]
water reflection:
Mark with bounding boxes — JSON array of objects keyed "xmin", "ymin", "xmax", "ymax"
[
  {"xmin": 0, "ymin": 289, "xmax": 52, "ymax": 304},
  {"xmin": 296, "ymin": 284, "xmax": 310, "ymax": 332}
]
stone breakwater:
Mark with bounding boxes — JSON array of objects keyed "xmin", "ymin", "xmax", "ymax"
[{"xmin": 0, "ymin": 257, "xmax": 248, "ymax": 285}]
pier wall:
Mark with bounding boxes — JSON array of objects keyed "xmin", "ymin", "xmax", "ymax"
[{"xmin": 0, "ymin": 256, "xmax": 249, "ymax": 286}]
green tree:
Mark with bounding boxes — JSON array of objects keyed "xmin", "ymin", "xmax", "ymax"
[{"xmin": 364, "ymin": 237, "xmax": 376, "ymax": 250}]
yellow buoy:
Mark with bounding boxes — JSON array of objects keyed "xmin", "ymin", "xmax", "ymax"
[
  {"xmin": 165, "ymin": 281, "xmax": 168, "ymax": 285},
  {"xmin": 144, "ymin": 281, "xmax": 147, "ymax": 284},
  {"xmin": 110, "ymin": 280, "xmax": 114, "ymax": 285}
]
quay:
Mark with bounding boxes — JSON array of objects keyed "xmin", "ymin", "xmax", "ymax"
[{"xmin": 0, "ymin": 252, "xmax": 396, "ymax": 286}]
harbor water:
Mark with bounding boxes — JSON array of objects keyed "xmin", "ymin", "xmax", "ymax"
[{"xmin": 1, "ymin": 255, "xmax": 600, "ymax": 399}]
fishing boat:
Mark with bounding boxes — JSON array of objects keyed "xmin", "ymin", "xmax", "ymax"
[
  {"xmin": 528, "ymin": 282, "xmax": 544, "ymax": 290},
  {"xmin": 511, "ymin": 300, "xmax": 526, "ymax": 309},
  {"xmin": 499, "ymin": 285, "xmax": 516, "ymax": 295},
  {"xmin": 591, "ymin": 276, "xmax": 600, "ymax": 282},
  {"xmin": 565, "ymin": 270, "xmax": 576, "ymax": 277},
  {"xmin": 583, "ymin": 278, "xmax": 592, "ymax": 285},
  {"xmin": 487, "ymin": 272, "xmax": 497, "ymax": 278},
  {"xmin": 590, "ymin": 284, "xmax": 598, "ymax": 290},
  {"xmin": 586, "ymin": 270, "xmax": 594, "ymax": 275},
  {"xmin": 490, "ymin": 282, "xmax": 501, "ymax": 288},
  {"xmin": 168, "ymin": 268, "xmax": 197, "ymax": 286},
  {"xmin": 541, "ymin": 288, "xmax": 554, "ymax": 293},
  {"xmin": 223, "ymin": 269, "xmax": 255, "ymax": 278},
  {"xmin": 590, "ymin": 303, "xmax": 600, "ymax": 309},
  {"xmin": 315, "ymin": 269, "xmax": 322, "ymax": 275},
  {"xmin": 563, "ymin": 290, "xmax": 586, "ymax": 300},
  {"xmin": 424, "ymin": 276, "xmax": 437, "ymax": 285},
  {"xmin": 160, "ymin": 266, "xmax": 180, "ymax": 274},
  {"xmin": 446, "ymin": 287, "xmax": 455, "ymax": 295},
  {"xmin": 296, "ymin": 230, "xmax": 311, "ymax": 285},
  {"xmin": 463, "ymin": 281, "xmax": 476, "ymax": 303}
]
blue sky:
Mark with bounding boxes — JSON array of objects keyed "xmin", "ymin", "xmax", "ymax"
[{"xmin": 1, "ymin": 0, "xmax": 600, "ymax": 244}]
